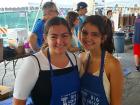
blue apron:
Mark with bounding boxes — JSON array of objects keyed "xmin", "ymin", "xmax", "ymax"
[
  {"xmin": 47, "ymin": 49, "xmax": 80, "ymax": 105},
  {"xmin": 80, "ymin": 50, "xmax": 109, "ymax": 105}
]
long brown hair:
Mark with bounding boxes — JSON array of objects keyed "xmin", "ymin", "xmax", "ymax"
[{"xmin": 102, "ymin": 16, "xmax": 115, "ymax": 53}]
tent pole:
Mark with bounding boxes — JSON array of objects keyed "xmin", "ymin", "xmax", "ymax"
[
  {"xmin": 25, "ymin": 9, "xmax": 29, "ymax": 32},
  {"xmin": 4, "ymin": 8, "xmax": 7, "ymax": 27}
]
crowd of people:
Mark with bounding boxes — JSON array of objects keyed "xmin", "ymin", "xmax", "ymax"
[{"xmin": 13, "ymin": 1, "xmax": 124, "ymax": 105}]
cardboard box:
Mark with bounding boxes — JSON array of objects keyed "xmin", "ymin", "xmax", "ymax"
[
  {"xmin": 0, "ymin": 85, "xmax": 12, "ymax": 100},
  {"xmin": 0, "ymin": 85, "xmax": 11, "ymax": 95}
]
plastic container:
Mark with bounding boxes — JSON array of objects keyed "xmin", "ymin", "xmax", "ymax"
[{"xmin": 113, "ymin": 32, "xmax": 125, "ymax": 53}]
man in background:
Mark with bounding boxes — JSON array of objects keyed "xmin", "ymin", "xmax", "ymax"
[
  {"xmin": 76, "ymin": 2, "xmax": 88, "ymax": 28},
  {"xmin": 107, "ymin": 10, "xmax": 115, "ymax": 32},
  {"xmin": 75, "ymin": 2, "xmax": 88, "ymax": 50},
  {"xmin": 29, "ymin": 2, "xmax": 58, "ymax": 52}
]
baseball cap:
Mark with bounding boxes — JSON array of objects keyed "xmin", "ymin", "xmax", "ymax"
[{"xmin": 76, "ymin": 2, "xmax": 87, "ymax": 11}]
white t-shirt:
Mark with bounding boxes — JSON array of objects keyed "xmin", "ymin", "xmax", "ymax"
[{"xmin": 13, "ymin": 50, "xmax": 81, "ymax": 100}]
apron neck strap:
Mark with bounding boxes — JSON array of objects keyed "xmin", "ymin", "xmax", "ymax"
[
  {"xmin": 47, "ymin": 49, "xmax": 74, "ymax": 76},
  {"xmin": 85, "ymin": 50, "xmax": 105, "ymax": 77},
  {"xmin": 65, "ymin": 52, "xmax": 74, "ymax": 67},
  {"xmin": 47, "ymin": 48, "xmax": 53, "ymax": 76},
  {"xmin": 85, "ymin": 53, "xmax": 90, "ymax": 73},
  {"xmin": 99, "ymin": 50, "xmax": 105, "ymax": 78}
]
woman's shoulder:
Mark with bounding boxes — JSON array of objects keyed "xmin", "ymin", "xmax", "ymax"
[
  {"xmin": 105, "ymin": 52, "xmax": 122, "ymax": 73},
  {"xmin": 105, "ymin": 52, "xmax": 123, "ymax": 80},
  {"xmin": 106, "ymin": 52, "xmax": 120, "ymax": 66},
  {"xmin": 28, "ymin": 51, "xmax": 48, "ymax": 66},
  {"xmin": 78, "ymin": 51, "xmax": 88, "ymax": 63}
]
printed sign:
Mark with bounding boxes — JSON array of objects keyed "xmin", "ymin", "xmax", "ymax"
[
  {"xmin": 81, "ymin": 89, "xmax": 101, "ymax": 105},
  {"xmin": 61, "ymin": 91, "xmax": 78, "ymax": 105}
]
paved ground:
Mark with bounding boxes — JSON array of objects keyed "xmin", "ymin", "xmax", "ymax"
[
  {"xmin": 114, "ymin": 53, "xmax": 140, "ymax": 105},
  {"xmin": 0, "ymin": 44, "xmax": 140, "ymax": 105}
]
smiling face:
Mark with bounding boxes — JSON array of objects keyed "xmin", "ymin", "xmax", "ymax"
[
  {"xmin": 44, "ymin": 24, "xmax": 71, "ymax": 54},
  {"xmin": 80, "ymin": 23, "xmax": 104, "ymax": 51}
]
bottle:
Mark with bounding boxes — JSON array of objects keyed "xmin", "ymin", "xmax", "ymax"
[{"xmin": 24, "ymin": 40, "xmax": 32, "ymax": 54}]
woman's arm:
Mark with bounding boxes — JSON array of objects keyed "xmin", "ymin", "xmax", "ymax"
[
  {"xmin": 109, "ymin": 58, "xmax": 124, "ymax": 105},
  {"xmin": 13, "ymin": 56, "xmax": 39, "ymax": 105},
  {"xmin": 13, "ymin": 98, "xmax": 26, "ymax": 105}
]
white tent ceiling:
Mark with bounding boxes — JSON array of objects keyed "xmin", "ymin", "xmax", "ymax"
[
  {"xmin": 96, "ymin": 0, "xmax": 140, "ymax": 7},
  {"xmin": 0, "ymin": 0, "xmax": 73, "ymax": 8},
  {"xmin": 0, "ymin": 0, "xmax": 29, "ymax": 8},
  {"xmin": 107, "ymin": 1, "xmax": 139, "ymax": 7},
  {"xmin": 0, "ymin": 0, "xmax": 140, "ymax": 8}
]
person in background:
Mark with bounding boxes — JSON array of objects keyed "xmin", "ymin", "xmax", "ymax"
[
  {"xmin": 65, "ymin": 11, "xmax": 80, "ymax": 53},
  {"xmin": 76, "ymin": 2, "xmax": 88, "ymax": 27},
  {"xmin": 13, "ymin": 17, "xmax": 81, "ymax": 105},
  {"xmin": 75, "ymin": 2, "xmax": 88, "ymax": 50},
  {"xmin": 133, "ymin": 14, "xmax": 140, "ymax": 71},
  {"xmin": 107, "ymin": 10, "xmax": 115, "ymax": 32},
  {"xmin": 79, "ymin": 15, "xmax": 123, "ymax": 105},
  {"xmin": 29, "ymin": 2, "xmax": 58, "ymax": 52}
]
